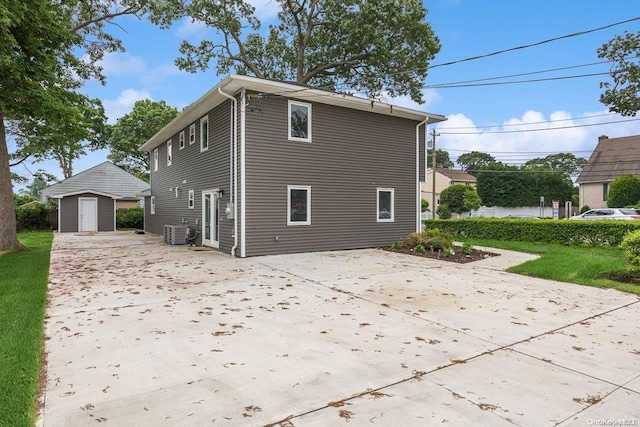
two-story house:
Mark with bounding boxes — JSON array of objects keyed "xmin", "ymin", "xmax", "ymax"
[{"xmin": 140, "ymin": 75, "xmax": 446, "ymax": 257}]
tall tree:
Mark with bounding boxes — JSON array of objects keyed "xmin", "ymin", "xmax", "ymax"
[
  {"xmin": 523, "ymin": 152, "xmax": 587, "ymax": 179},
  {"xmin": 427, "ymin": 149, "xmax": 454, "ymax": 169},
  {"xmin": 151, "ymin": 0, "xmax": 440, "ymax": 103},
  {"xmin": 1, "ymin": 0, "xmax": 146, "ymax": 252},
  {"xmin": 106, "ymin": 100, "xmax": 179, "ymax": 180},
  {"xmin": 597, "ymin": 30, "xmax": 640, "ymax": 116},
  {"xmin": 10, "ymin": 95, "xmax": 106, "ymax": 178},
  {"xmin": 456, "ymin": 151, "xmax": 496, "ymax": 175}
]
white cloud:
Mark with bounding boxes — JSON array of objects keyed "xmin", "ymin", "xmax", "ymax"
[
  {"xmin": 103, "ymin": 89, "xmax": 153, "ymax": 123},
  {"xmin": 386, "ymin": 89, "xmax": 442, "ymax": 110},
  {"xmin": 98, "ymin": 52, "xmax": 146, "ymax": 78},
  {"xmin": 175, "ymin": 17, "xmax": 211, "ymax": 40},
  {"xmin": 141, "ymin": 62, "xmax": 186, "ymax": 85},
  {"xmin": 435, "ymin": 110, "xmax": 640, "ymax": 167},
  {"xmin": 246, "ymin": 0, "xmax": 281, "ymax": 21}
]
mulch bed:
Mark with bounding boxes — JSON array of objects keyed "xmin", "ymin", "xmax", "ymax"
[
  {"xmin": 599, "ymin": 271, "xmax": 640, "ymax": 285},
  {"xmin": 383, "ymin": 245, "xmax": 500, "ymax": 264}
]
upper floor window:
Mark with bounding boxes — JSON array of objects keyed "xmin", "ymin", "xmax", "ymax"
[
  {"xmin": 167, "ymin": 140, "xmax": 172, "ymax": 166},
  {"xmin": 287, "ymin": 185, "xmax": 311, "ymax": 225},
  {"xmin": 288, "ymin": 101, "xmax": 311, "ymax": 142},
  {"xmin": 189, "ymin": 124, "xmax": 196, "ymax": 145},
  {"xmin": 377, "ymin": 188, "xmax": 394, "ymax": 222},
  {"xmin": 153, "ymin": 148, "xmax": 159, "ymax": 172},
  {"xmin": 179, "ymin": 131, "xmax": 185, "ymax": 150},
  {"xmin": 200, "ymin": 116, "xmax": 209, "ymax": 152}
]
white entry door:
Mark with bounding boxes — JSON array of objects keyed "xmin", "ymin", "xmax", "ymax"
[
  {"xmin": 78, "ymin": 198, "xmax": 98, "ymax": 232},
  {"xmin": 202, "ymin": 190, "xmax": 220, "ymax": 248}
]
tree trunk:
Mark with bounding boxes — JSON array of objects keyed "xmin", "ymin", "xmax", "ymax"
[{"xmin": 0, "ymin": 111, "xmax": 20, "ymax": 252}]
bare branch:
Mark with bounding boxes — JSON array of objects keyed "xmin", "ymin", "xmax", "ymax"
[
  {"xmin": 301, "ymin": 54, "xmax": 370, "ymax": 84},
  {"xmin": 72, "ymin": 5, "xmax": 143, "ymax": 33}
]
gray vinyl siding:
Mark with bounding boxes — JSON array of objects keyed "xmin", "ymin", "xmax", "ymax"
[
  {"xmin": 244, "ymin": 96, "xmax": 425, "ymax": 256},
  {"xmin": 145, "ymin": 101, "xmax": 233, "ymax": 250},
  {"xmin": 59, "ymin": 193, "xmax": 115, "ymax": 232}
]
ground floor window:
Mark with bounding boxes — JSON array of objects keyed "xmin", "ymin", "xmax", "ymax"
[
  {"xmin": 150, "ymin": 196, "xmax": 156, "ymax": 215},
  {"xmin": 377, "ymin": 188, "xmax": 394, "ymax": 222},
  {"xmin": 287, "ymin": 186, "xmax": 311, "ymax": 225}
]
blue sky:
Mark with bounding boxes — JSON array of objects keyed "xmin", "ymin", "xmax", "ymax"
[{"xmin": 10, "ymin": 0, "xmax": 640, "ymax": 187}]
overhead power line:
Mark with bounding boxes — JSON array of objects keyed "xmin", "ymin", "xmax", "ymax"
[
  {"xmin": 428, "ymin": 16, "xmax": 640, "ymax": 69},
  {"xmin": 438, "ymin": 113, "xmax": 617, "ymax": 130},
  {"xmin": 425, "ymin": 72, "xmax": 609, "ymax": 89},
  {"xmin": 439, "ymin": 118, "xmax": 640, "ymax": 135}
]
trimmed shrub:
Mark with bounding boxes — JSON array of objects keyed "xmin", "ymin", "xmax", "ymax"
[
  {"xmin": 437, "ymin": 204, "xmax": 451, "ymax": 219},
  {"xmin": 116, "ymin": 207, "xmax": 144, "ymax": 229},
  {"xmin": 423, "ymin": 218, "xmax": 640, "ymax": 247},
  {"xmin": 621, "ymin": 230, "xmax": 640, "ymax": 274},
  {"xmin": 607, "ymin": 175, "xmax": 640, "ymax": 208},
  {"xmin": 580, "ymin": 205, "xmax": 591, "ymax": 214},
  {"xmin": 402, "ymin": 229, "xmax": 454, "ymax": 252}
]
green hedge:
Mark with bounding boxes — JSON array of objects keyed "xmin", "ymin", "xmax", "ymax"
[
  {"xmin": 15, "ymin": 205, "xmax": 51, "ymax": 231},
  {"xmin": 423, "ymin": 218, "xmax": 640, "ymax": 246}
]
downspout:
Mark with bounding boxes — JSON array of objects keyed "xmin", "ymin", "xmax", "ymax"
[
  {"xmin": 416, "ymin": 116, "xmax": 430, "ymax": 233},
  {"xmin": 217, "ymin": 87, "xmax": 238, "ymax": 256},
  {"xmin": 240, "ymin": 89, "xmax": 246, "ymax": 257}
]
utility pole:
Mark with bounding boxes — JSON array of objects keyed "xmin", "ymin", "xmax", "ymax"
[{"xmin": 431, "ymin": 129, "xmax": 438, "ymax": 219}]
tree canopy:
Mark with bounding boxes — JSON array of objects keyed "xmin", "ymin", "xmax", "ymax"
[
  {"xmin": 106, "ymin": 100, "xmax": 179, "ymax": 180},
  {"xmin": 427, "ymin": 149, "xmax": 454, "ymax": 169},
  {"xmin": 598, "ymin": 30, "xmax": 640, "ymax": 116},
  {"xmin": 456, "ymin": 151, "xmax": 496, "ymax": 175},
  {"xmin": 150, "ymin": 0, "xmax": 441, "ymax": 103},
  {"xmin": 1, "ymin": 0, "xmax": 145, "ymax": 252},
  {"xmin": 439, "ymin": 184, "xmax": 482, "ymax": 214},
  {"xmin": 607, "ymin": 174, "xmax": 640, "ymax": 207},
  {"xmin": 523, "ymin": 152, "xmax": 587, "ymax": 179}
]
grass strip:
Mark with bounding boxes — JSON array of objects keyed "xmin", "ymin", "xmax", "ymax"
[
  {"xmin": 465, "ymin": 238, "xmax": 639, "ymax": 295},
  {"xmin": 0, "ymin": 231, "xmax": 53, "ymax": 427}
]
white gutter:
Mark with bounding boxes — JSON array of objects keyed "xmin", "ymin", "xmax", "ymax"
[
  {"xmin": 240, "ymin": 89, "xmax": 246, "ymax": 257},
  {"xmin": 416, "ymin": 116, "xmax": 429, "ymax": 232},
  {"xmin": 217, "ymin": 87, "xmax": 239, "ymax": 256}
]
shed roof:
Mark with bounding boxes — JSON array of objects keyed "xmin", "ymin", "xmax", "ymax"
[
  {"xmin": 140, "ymin": 75, "xmax": 447, "ymax": 152},
  {"xmin": 39, "ymin": 162, "xmax": 149, "ymax": 203},
  {"xmin": 576, "ymin": 135, "xmax": 640, "ymax": 184}
]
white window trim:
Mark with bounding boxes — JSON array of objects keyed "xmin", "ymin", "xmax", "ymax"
[
  {"xmin": 188, "ymin": 189, "xmax": 195, "ymax": 209},
  {"xmin": 377, "ymin": 188, "xmax": 394, "ymax": 222},
  {"xmin": 179, "ymin": 131, "xmax": 185, "ymax": 150},
  {"xmin": 153, "ymin": 148, "xmax": 159, "ymax": 172},
  {"xmin": 288, "ymin": 100, "xmax": 312, "ymax": 142},
  {"xmin": 167, "ymin": 139, "xmax": 172, "ymax": 166},
  {"xmin": 150, "ymin": 196, "xmax": 156, "ymax": 215},
  {"xmin": 287, "ymin": 185, "xmax": 311, "ymax": 226},
  {"xmin": 189, "ymin": 124, "xmax": 196, "ymax": 145},
  {"xmin": 200, "ymin": 116, "xmax": 209, "ymax": 152}
]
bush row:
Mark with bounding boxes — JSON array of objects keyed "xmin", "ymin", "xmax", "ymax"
[
  {"xmin": 116, "ymin": 207, "xmax": 144, "ymax": 230},
  {"xmin": 15, "ymin": 205, "xmax": 51, "ymax": 231},
  {"xmin": 423, "ymin": 218, "xmax": 640, "ymax": 246}
]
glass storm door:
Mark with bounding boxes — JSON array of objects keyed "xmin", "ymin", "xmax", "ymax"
[{"xmin": 202, "ymin": 190, "xmax": 220, "ymax": 248}]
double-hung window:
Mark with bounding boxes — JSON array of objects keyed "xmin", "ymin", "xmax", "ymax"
[
  {"xmin": 153, "ymin": 148, "xmax": 159, "ymax": 172},
  {"xmin": 287, "ymin": 186, "xmax": 311, "ymax": 225},
  {"xmin": 167, "ymin": 140, "xmax": 172, "ymax": 166},
  {"xmin": 200, "ymin": 116, "xmax": 209, "ymax": 152},
  {"xmin": 377, "ymin": 188, "xmax": 394, "ymax": 222},
  {"xmin": 179, "ymin": 131, "xmax": 185, "ymax": 150},
  {"xmin": 288, "ymin": 101, "xmax": 311, "ymax": 142},
  {"xmin": 189, "ymin": 124, "xmax": 196, "ymax": 145}
]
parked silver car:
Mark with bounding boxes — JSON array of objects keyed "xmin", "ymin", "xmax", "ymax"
[{"xmin": 570, "ymin": 208, "xmax": 640, "ymax": 220}]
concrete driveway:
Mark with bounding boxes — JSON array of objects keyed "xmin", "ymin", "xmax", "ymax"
[{"xmin": 42, "ymin": 232, "xmax": 640, "ymax": 426}]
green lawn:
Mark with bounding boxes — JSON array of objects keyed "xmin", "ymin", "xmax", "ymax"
[
  {"xmin": 0, "ymin": 231, "xmax": 53, "ymax": 427},
  {"xmin": 465, "ymin": 238, "xmax": 640, "ymax": 294}
]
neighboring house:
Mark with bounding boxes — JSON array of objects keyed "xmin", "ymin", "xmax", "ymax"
[
  {"xmin": 40, "ymin": 162, "xmax": 149, "ymax": 232},
  {"xmin": 18, "ymin": 200, "xmax": 41, "ymax": 209},
  {"xmin": 576, "ymin": 134, "xmax": 640, "ymax": 209},
  {"xmin": 421, "ymin": 168, "xmax": 477, "ymax": 211},
  {"xmin": 140, "ymin": 75, "xmax": 446, "ymax": 257}
]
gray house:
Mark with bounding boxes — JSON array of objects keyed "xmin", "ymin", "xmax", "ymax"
[
  {"xmin": 40, "ymin": 161, "xmax": 149, "ymax": 232},
  {"xmin": 140, "ymin": 75, "xmax": 446, "ymax": 257}
]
